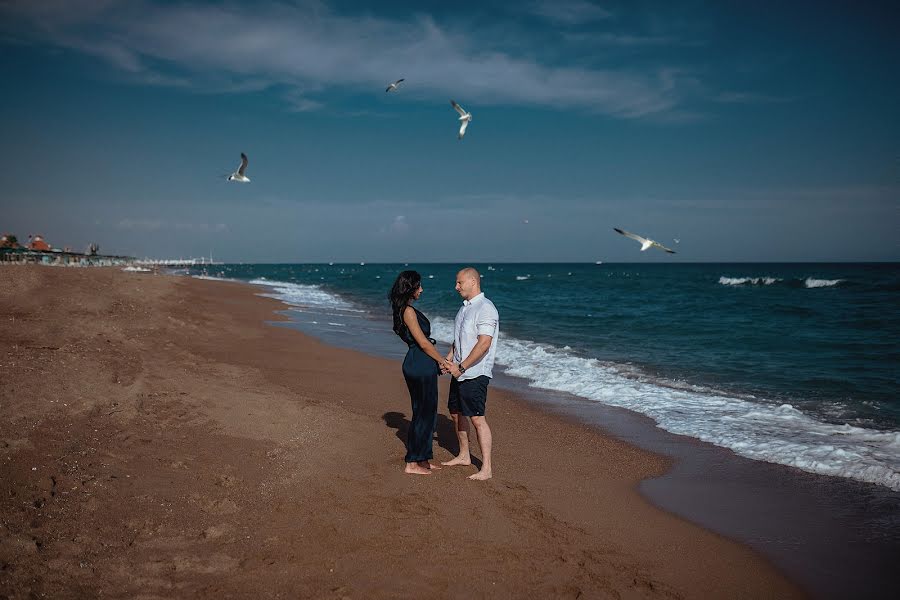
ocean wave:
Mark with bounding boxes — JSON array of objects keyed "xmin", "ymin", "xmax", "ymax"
[
  {"xmin": 719, "ymin": 276, "xmax": 845, "ymax": 289},
  {"xmin": 430, "ymin": 316, "xmax": 900, "ymax": 491},
  {"xmin": 247, "ymin": 278, "xmax": 367, "ymax": 313},
  {"xmin": 192, "ymin": 274, "xmax": 240, "ymax": 282},
  {"xmin": 804, "ymin": 278, "xmax": 843, "ymax": 288},
  {"xmin": 515, "ymin": 275, "xmax": 531, "ymax": 281},
  {"xmin": 718, "ymin": 276, "xmax": 782, "ymax": 286}
]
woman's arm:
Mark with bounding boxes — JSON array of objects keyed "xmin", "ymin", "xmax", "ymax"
[{"xmin": 403, "ymin": 307, "xmax": 447, "ymax": 365}]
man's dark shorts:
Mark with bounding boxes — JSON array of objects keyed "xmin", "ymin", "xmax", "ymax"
[{"xmin": 448, "ymin": 375, "xmax": 490, "ymax": 417}]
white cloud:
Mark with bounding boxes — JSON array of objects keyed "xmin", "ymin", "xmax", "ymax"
[{"xmin": 0, "ymin": 0, "xmax": 695, "ymax": 118}]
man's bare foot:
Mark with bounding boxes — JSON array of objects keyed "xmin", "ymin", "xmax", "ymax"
[
  {"xmin": 467, "ymin": 470, "xmax": 492, "ymax": 481},
  {"xmin": 419, "ymin": 461, "xmax": 441, "ymax": 470},
  {"xmin": 440, "ymin": 455, "xmax": 472, "ymax": 466},
  {"xmin": 404, "ymin": 463, "xmax": 432, "ymax": 475}
]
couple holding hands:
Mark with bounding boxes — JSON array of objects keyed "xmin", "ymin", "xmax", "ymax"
[{"xmin": 388, "ymin": 267, "xmax": 499, "ymax": 479}]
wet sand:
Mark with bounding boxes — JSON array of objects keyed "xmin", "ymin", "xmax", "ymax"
[{"xmin": 0, "ymin": 266, "xmax": 805, "ymax": 598}]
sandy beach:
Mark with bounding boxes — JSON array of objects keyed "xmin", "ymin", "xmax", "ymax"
[{"xmin": 0, "ymin": 266, "xmax": 805, "ymax": 598}]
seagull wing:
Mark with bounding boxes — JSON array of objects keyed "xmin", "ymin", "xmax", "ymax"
[
  {"xmin": 238, "ymin": 153, "xmax": 248, "ymax": 176},
  {"xmin": 613, "ymin": 227, "xmax": 650, "ymax": 246},
  {"xmin": 451, "ymin": 100, "xmax": 467, "ymax": 117},
  {"xmin": 458, "ymin": 119, "xmax": 469, "ymax": 139},
  {"xmin": 652, "ymin": 241, "xmax": 677, "ymax": 254}
]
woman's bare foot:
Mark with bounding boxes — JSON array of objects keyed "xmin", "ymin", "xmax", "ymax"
[
  {"xmin": 440, "ymin": 455, "xmax": 471, "ymax": 466},
  {"xmin": 404, "ymin": 463, "xmax": 432, "ymax": 475},
  {"xmin": 467, "ymin": 469, "xmax": 492, "ymax": 481}
]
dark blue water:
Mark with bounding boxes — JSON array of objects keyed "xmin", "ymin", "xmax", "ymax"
[{"xmin": 187, "ymin": 262, "xmax": 900, "ymax": 490}]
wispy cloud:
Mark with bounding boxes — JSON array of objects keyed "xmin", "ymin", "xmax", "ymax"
[{"xmin": 0, "ymin": 0, "xmax": 698, "ymax": 119}]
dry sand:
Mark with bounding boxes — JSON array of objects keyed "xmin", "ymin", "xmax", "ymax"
[{"xmin": 0, "ymin": 266, "xmax": 806, "ymax": 598}]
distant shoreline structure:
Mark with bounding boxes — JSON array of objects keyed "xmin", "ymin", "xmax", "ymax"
[
  {"xmin": 1, "ymin": 246, "xmax": 133, "ymax": 266},
  {"xmin": 0, "ymin": 247, "xmax": 221, "ymax": 268},
  {"xmin": 1, "ymin": 232, "xmax": 223, "ymax": 268}
]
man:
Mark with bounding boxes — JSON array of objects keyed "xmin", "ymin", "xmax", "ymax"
[{"xmin": 441, "ymin": 267, "xmax": 499, "ymax": 480}]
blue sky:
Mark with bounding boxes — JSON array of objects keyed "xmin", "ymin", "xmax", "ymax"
[{"xmin": 1, "ymin": 0, "xmax": 897, "ymax": 262}]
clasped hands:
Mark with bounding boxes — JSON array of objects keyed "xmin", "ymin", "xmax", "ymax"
[{"xmin": 439, "ymin": 358, "xmax": 462, "ymax": 378}]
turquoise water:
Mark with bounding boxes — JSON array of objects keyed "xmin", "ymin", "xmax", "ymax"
[{"xmin": 187, "ymin": 262, "xmax": 900, "ymax": 489}]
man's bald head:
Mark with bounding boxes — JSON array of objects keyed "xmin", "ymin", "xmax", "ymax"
[
  {"xmin": 458, "ymin": 267, "xmax": 480, "ymax": 281},
  {"xmin": 455, "ymin": 267, "xmax": 482, "ymax": 300}
]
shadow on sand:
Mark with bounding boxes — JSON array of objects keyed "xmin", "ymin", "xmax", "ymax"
[{"xmin": 382, "ymin": 411, "xmax": 482, "ymax": 469}]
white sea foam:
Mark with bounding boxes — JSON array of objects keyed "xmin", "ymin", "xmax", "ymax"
[
  {"xmin": 719, "ymin": 275, "xmax": 845, "ymax": 288},
  {"xmin": 805, "ymin": 278, "xmax": 843, "ymax": 288},
  {"xmin": 192, "ymin": 274, "xmax": 240, "ymax": 282},
  {"xmin": 718, "ymin": 276, "xmax": 781, "ymax": 286},
  {"xmin": 430, "ymin": 316, "xmax": 900, "ymax": 491},
  {"xmin": 247, "ymin": 278, "xmax": 366, "ymax": 313},
  {"xmin": 516, "ymin": 275, "xmax": 531, "ymax": 281}
]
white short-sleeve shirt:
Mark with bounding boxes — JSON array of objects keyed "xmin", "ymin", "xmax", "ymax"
[{"xmin": 453, "ymin": 292, "xmax": 499, "ymax": 381}]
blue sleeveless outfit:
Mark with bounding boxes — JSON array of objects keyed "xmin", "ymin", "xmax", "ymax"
[{"xmin": 398, "ymin": 307, "xmax": 439, "ymax": 462}]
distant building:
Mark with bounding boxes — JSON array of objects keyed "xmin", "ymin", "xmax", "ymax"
[
  {"xmin": 0, "ymin": 234, "xmax": 19, "ymax": 248},
  {"xmin": 28, "ymin": 235, "xmax": 51, "ymax": 251}
]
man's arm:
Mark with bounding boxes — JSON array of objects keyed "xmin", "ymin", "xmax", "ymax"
[
  {"xmin": 448, "ymin": 335, "xmax": 491, "ymax": 377},
  {"xmin": 461, "ymin": 335, "xmax": 492, "ymax": 370}
]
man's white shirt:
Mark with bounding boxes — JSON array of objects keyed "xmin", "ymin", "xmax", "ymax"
[{"xmin": 453, "ymin": 292, "xmax": 499, "ymax": 381}]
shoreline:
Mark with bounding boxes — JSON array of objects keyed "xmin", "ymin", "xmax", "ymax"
[
  {"xmin": 247, "ymin": 270, "xmax": 900, "ymax": 598},
  {"xmin": 189, "ymin": 261, "xmax": 900, "ymax": 493},
  {"xmin": 0, "ymin": 266, "xmax": 826, "ymax": 597}
]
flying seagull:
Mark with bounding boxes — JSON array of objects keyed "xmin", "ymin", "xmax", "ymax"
[
  {"xmin": 227, "ymin": 153, "xmax": 250, "ymax": 183},
  {"xmin": 385, "ymin": 78, "xmax": 405, "ymax": 92},
  {"xmin": 613, "ymin": 228, "xmax": 676, "ymax": 254},
  {"xmin": 450, "ymin": 100, "xmax": 472, "ymax": 139}
]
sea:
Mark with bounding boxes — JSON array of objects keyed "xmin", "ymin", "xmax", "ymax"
[{"xmin": 186, "ymin": 262, "xmax": 900, "ymax": 492}]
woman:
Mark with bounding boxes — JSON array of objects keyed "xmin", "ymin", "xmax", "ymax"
[{"xmin": 389, "ymin": 270, "xmax": 449, "ymax": 475}]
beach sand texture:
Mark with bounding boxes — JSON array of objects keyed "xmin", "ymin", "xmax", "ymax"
[{"xmin": 0, "ymin": 266, "xmax": 804, "ymax": 598}]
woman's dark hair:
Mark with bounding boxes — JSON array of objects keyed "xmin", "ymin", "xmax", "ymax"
[{"xmin": 389, "ymin": 270, "xmax": 421, "ymax": 336}]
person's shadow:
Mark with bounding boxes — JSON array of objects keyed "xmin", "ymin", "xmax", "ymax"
[{"xmin": 382, "ymin": 411, "xmax": 482, "ymax": 469}]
